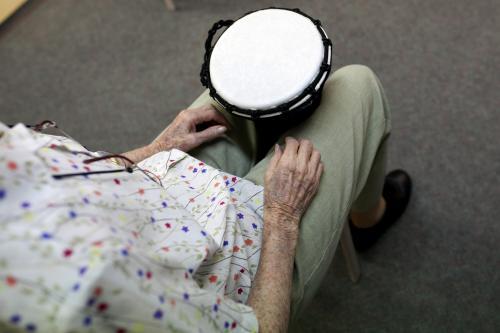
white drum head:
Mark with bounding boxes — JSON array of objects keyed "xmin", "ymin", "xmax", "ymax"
[{"xmin": 209, "ymin": 9, "xmax": 325, "ymax": 110}]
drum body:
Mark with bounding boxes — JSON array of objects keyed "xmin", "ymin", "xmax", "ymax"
[{"xmin": 200, "ymin": 7, "xmax": 333, "ymax": 122}]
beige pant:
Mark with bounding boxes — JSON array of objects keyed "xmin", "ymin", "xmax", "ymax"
[{"xmin": 188, "ymin": 64, "xmax": 392, "ymax": 321}]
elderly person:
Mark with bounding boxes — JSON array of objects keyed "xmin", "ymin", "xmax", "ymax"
[{"xmin": 0, "ymin": 65, "xmax": 411, "ymax": 332}]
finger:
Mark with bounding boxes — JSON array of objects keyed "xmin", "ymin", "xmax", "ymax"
[
  {"xmin": 281, "ymin": 137, "xmax": 300, "ymax": 171},
  {"xmin": 192, "ymin": 125, "xmax": 227, "ymax": 146},
  {"xmin": 283, "ymin": 137, "xmax": 299, "ymax": 159},
  {"xmin": 268, "ymin": 144, "xmax": 282, "ymax": 171},
  {"xmin": 308, "ymin": 149, "xmax": 321, "ymax": 174},
  {"xmin": 314, "ymin": 162, "xmax": 324, "ymax": 183},
  {"xmin": 297, "ymin": 139, "xmax": 313, "ymax": 173},
  {"xmin": 308, "ymin": 162, "xmax": 324, "ymax": 200},
  {"xmin": 189, "ymin": 105, "xmax": 230, "ymax": 127},
  {"xmin": 265, "ymin": 144, "xmax": 282, "ymax": 182}
]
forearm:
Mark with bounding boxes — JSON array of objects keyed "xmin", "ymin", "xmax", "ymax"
[
  {"xmin": 119, "ymin": 142, "xmax": 166, "ymax": 166},
  {"xmin": 247, "ymin": 209, "xmax": 299, "ymax": 333}
]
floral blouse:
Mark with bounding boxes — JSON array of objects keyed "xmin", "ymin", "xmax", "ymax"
[{"xmin": 0, "ymin": 123, "xmax": 264, "ymax": 332}]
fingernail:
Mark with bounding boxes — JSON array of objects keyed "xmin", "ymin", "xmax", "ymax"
[{"xmin": 218, "ymin": 126, "xmax": 227, "ymax": 133}]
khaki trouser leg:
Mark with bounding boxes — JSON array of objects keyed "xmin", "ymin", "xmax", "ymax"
[{"xmin": 244, "ymin": 65, "xmax": 392, "ymax": 321}]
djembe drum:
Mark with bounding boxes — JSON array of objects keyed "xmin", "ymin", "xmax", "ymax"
[{"xmin": 200, "ymin": 7, "xmax": 333, "ymax": 155}]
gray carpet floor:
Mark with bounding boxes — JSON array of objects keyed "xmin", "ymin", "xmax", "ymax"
[{"xmin": 1, "ymin": 0, "xmax": 499, "ymax": 332}]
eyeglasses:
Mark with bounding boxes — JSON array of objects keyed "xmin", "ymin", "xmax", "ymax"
[{"xmin": 10, "ymin": 120, "xmax": 163, "ymax": 187}]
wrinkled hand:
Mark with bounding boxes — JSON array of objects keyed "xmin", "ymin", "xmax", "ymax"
[
  {"xmin": 151, "ymin": 105, "xmax": 229, "ymax": 153},
  {"xmin": 264, "ymin": 137, "xmax": 324, "ymax": 224}
]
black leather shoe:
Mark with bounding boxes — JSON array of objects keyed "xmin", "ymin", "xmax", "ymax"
[{"xmin": 349, "ymin": 169, "xmax": 412, "ymax": 252}]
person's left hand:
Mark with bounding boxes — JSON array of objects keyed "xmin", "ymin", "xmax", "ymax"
[{"xmin": 151, "ymin": 105, "xmax": 230, "ymax": 153}]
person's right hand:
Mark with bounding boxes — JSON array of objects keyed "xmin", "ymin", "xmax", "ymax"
[
  {"xmin": 264, "ymin": 137, "xmax": 324, "ymax": 226},
  {"xmin": 151, "ymin": 105, "xmax": 229, "ymax": 153}
]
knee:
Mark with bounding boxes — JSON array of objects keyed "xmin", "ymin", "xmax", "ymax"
[
  {"xmin": 320, "ymin": 64, "xmax": 388, "ymax": 126},
  {"xmin": 329, "ymin": 64, "xmax": 380, "ymax": 94}
]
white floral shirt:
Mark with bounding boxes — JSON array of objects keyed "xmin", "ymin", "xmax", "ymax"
[{"xmin": 0, "ymin": 123, "xmax": 264, "ymax": 332}]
